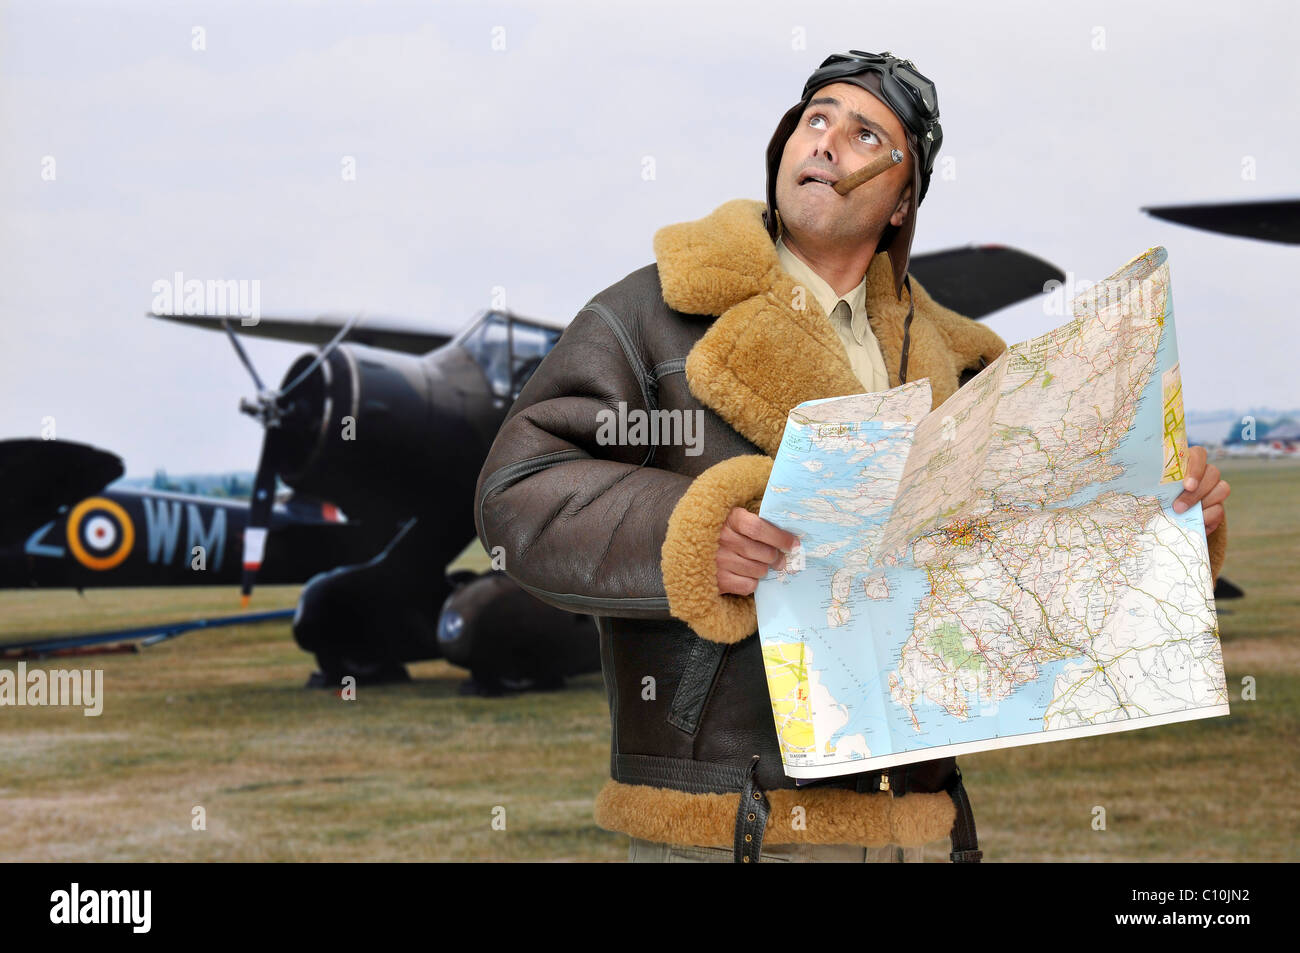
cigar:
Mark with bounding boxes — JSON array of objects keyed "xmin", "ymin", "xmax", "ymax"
[{"xmin": 832, "ymin": 148, "xmax": 904, "ymax": 195}]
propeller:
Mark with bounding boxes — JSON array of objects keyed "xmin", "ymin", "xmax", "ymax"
[
  {"xmin": 221, "ymin": 314, "xmax": 361, "ymax": 605},
  {"xmin": 224, "ymin": 313, "xmax": 362, "ymax": 429}
]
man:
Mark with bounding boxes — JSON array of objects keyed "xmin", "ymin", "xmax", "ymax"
[{"xmin": 474, "ymin": 50, "xmax": 1230, "ymax": 863}]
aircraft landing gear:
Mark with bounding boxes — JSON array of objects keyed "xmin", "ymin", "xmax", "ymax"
[
  {"xmin": 304, "ymin": 655, "xmax": 411, "ymax": 689},
  {"xmin": 457, "ymin": 673, "xmax": 567, "ymax": 697}
]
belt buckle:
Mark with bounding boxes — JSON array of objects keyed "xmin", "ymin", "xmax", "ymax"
[{"xmin": 878, "ymin": 768, "xmax": 895, "ymax": 796}]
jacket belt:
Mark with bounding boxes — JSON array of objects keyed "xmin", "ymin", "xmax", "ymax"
[
  {"xmin": 614, "ymin": 753, "xmax": 749, "ymax": 793},
  {"xmin": 733, "ymin": 755, "xmax": 770, "ymax": 862},
  {"xmin": 944, "ymin": 765, "xmax": 983, "ymax": 863}
]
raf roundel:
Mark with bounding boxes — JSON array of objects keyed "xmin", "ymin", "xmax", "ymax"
[{"xmin": 66, "ymin": 496, "xmax": 135, "ymax": 570}]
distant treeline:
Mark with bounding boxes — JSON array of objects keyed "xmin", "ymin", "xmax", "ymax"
[{"xmin": 112, "ymin": 469, "xmax": 258, "ymax": 499}]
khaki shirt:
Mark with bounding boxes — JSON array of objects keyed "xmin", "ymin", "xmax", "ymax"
[{"xmin": 775, "ymin": 236, "xmax": 890, "ymax": 393}]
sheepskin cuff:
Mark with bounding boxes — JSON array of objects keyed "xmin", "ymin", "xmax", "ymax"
[
  {"xmin": 594, "ymin": 778, "xmax": 956, "ymax": 849},
  {"xmin": 660, "ymin": 454, "xmax": 774, "ymax": 644}
]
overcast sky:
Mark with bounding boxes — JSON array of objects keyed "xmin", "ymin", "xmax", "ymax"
[{"xmin": 2, "ymin": 0, "xmax": 1296, "ymax": 477}]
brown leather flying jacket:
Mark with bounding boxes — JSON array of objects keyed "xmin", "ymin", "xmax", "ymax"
[{"xmin": 474, "ymin": 198, "xmax": 1229, "ymax": 862}]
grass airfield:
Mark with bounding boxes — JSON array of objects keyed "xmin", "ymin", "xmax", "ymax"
[{"xmin": 1, "ymin": 457, "xmax": 1296, "ymax": 861}]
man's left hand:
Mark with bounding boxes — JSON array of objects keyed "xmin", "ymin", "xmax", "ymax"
[{"xmin": 1172, "ymin": 445, "xmax": 1229, "ymax": 535}]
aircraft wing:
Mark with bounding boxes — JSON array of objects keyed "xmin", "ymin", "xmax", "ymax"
[
  {"xmin": 0, "ymin": 439, "xmax": 124, "ymax": 544},
  {"xmin": 908, "ymin": 245, "xmax": 1066, "ymax": 319},
  {"xmin": 1214, "ymin": 576, "xmax": 1244, "ymax": 600},
  {"xmin": 0, "ymin": 609, "xmax": 295, "ymax": 657},
  {"xmin": 146, "ymin": 247, "xmax": 1065, "ymax": 354},
  {"xmin": 147, "ymin": 313, "xmax": 457, "ymax": 355},
  {"xmin": 1141, "ymin": 198, "xmax": 1300, "ymax": 245}
]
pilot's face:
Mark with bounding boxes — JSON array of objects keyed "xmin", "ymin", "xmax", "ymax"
[{"xmin": 774, "ymin": 81, "xmax": 912, "ymax": 249}]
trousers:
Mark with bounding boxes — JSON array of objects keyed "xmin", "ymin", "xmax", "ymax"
[{"xmin": 627, "ymin": 836, "xmax": 930, "ymax": 863}]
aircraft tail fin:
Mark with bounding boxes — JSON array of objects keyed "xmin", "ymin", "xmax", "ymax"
[{"xmin": 0, "ymin": 438, "xmax": 124, "ymax": 545}]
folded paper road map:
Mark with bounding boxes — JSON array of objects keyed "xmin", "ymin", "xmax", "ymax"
[{"xmin": 755, "ymin": 246, "xmax": 1228, "ymax": 780}]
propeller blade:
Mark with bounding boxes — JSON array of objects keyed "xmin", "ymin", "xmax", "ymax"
[{"xmin": 240, "ymin": 430, "xmax": 280, "ymax": 607}]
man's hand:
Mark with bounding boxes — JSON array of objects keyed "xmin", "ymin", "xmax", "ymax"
[
  {"xmin": 1173, "ymin": 445, "xmax": 1229, "ymax": 535},
  {"xmin": 717, "ymin": 507, "xmax": 799, "ymax": 596}
]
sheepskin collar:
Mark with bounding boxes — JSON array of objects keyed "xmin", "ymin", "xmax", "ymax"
[{"xmin": 652, "ymin": 198, "xmax": 1006, "ymax": 456}]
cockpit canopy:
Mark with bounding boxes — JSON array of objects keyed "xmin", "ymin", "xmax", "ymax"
[{"xmin": 455, "ymin": 310, "xmax": 563, "ymax": 400}]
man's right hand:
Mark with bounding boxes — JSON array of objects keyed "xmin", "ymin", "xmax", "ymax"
[{"xmin": 717, "ymin": 507, "xmax": 800, "ymax": 596}]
